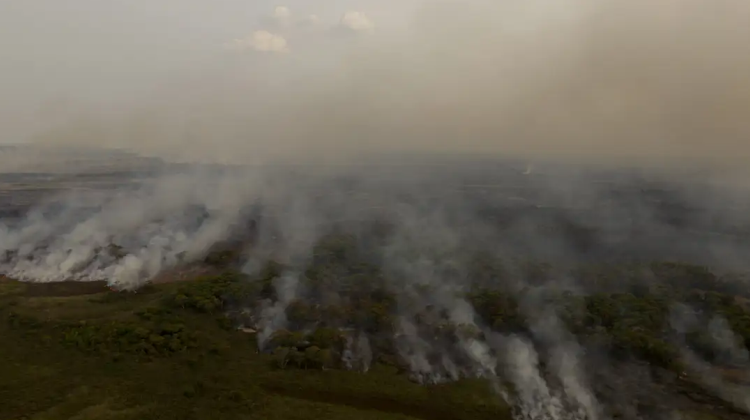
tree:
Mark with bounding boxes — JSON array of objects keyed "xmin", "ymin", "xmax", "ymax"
[
  {"xmin": 288, "ymin": 348, "xmax": 305, "ymax": 368},
  {"xmin": 269, "ymin": 330, "xmax": 305, "ymax": 349},
  {"xmin": 286, "ymin": 300, "xmax": 314, "ymax": 329},
  {"xmin": 304, "ymin": 346, "xmax": 321, "ymax": 369},
  {"xmin": 309, "ymin": 328, "xmax": 344, "ymax": 350}
]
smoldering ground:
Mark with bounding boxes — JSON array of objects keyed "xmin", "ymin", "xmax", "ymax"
[{"xmin": 3, "ymin": 1, "xmax": 750, "ymax": 419}]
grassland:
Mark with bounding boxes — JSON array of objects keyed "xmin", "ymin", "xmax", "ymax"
[
  {"xmin": 0, "ymin": 278, "xmax": 508, "ymax": 420},
  {"xmin": 3, "ymin": 252, "xmax": 750, "ymax": 420}
]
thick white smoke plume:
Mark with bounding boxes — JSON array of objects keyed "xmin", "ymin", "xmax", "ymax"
[
  {"xmin": 0, "ymin": 170, "xmax": 265, "ymax": 289},
  {"xmin": 503, "ymin": 337, "xmax": 569, "ymax": 420},
  {"xmin": 529, "ymin": 312, "xmax": 601, "ymax": 420}
]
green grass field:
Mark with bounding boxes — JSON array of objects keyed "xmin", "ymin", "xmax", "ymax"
[{"xmin": 0, "ymin": 278, "xmax": 509, "ymax": 420}]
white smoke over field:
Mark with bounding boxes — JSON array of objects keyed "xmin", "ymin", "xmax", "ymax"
[
  {"xmin": 3, "ymin": 1, "xmax": 750, "ymax": 419},
  {"xmin": 1, "ymin": 169, "xmax": 258, "ymax": 288},
  {"xmin": 503, "ymin": 337, "xmax": 570, "ymax": 420},
  {"xmin": 2, "ymin": 157, "xmax": 750, "ymax": 419}
]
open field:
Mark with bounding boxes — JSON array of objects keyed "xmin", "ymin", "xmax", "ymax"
[{"xmin": 0, "ymin": 276, "xmax": 508, "ymax": 420}]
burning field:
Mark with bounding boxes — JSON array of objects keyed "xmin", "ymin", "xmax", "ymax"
[
  {"xmin": 2, "ymin": 155, "xmax": 750, "ymax": 420},
  {"xmin": 3, "ymin": 0, "xmax": 750, "ymax": 418}
]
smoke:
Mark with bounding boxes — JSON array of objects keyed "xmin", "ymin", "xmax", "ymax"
[
  {"xmin": 2, "ymin": 148, "xmax": 750, "ymax": 416},
  {"xmin": 342, "ymin": 332, "xmax": 373, "ymax": 373},
  {"xmin": 256, "ymin": 272, "xmax": 298, "ymax": 349},
  {"xmin": 670, "ymin": 304, "xmax": 750, "ymax": 413},
  {"xmin": 0, "ymin": 168, "xmax": 269, "ymax": 289},
  {"xmin": 528, "ymin": 309, "xmax": 602, "ymax": 420},
  {"xmin": 1, "ymin": 0, "xmax": 749, "ymax": 167},
  {"xmin": 503, "ymin": 337, "xmax": 569, "ymax": 420},
  {"xmin": 3, "ymin": 1, "xmax": 750, "ymax": 418}
]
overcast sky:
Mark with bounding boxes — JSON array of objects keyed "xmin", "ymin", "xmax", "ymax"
[
  {"xmin": 0, "ymin": 0, "xmax": 415, "ymax": 142},
  {"xmin": 1, "ymin": 0, "xmax": 749, "ymax": 166}
]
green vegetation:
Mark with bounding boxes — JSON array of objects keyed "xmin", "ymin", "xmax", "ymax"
[
  {"xmin": 0, "ymin": 277, "xmax": 508, "ymax": 420},
  {"xmin": 2, "ymin": 233, "xmax": 750, "ymax": 419}
]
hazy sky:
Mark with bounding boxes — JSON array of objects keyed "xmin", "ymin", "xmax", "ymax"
[
  {"xmin": 0, "ymin": 0, "xmax": 413, "ymax": 142},
  {"xmin": 1, "ymin": 0, "xmax": 749, "ymax": 166}
]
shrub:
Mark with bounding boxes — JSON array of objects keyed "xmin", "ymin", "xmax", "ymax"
[
  {"xmin": 308, "ymin": 327, "xmax": 345, "ymax": 350},
  {"xmin": 60, "ymin": 320, "xmax": 199, "ymax": 357},
  {"xmin": 168, "ymin": 271, "xmax": 253, "ymax": 313}
]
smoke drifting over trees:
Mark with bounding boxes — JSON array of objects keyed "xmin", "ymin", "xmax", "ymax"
[
  {"xmin": 3, "ymin": 157, "xmax": 750, "ymax": 419},
  {"xmin": 2, "ymin": 1, "xmax": 750, "ymax": 420}
]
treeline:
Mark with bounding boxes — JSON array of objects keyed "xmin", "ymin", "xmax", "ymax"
[{"xmin": 175, "ymin": 232, "xmax": 750, "ymax": 374}]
